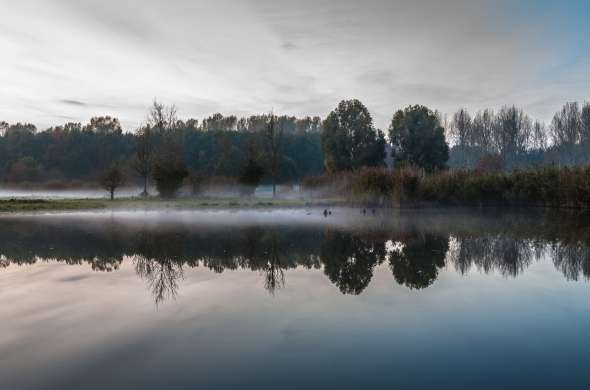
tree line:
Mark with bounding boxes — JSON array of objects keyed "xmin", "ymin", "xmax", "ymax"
[
  {"xmin": 448, "ymin": 102, "xmax": 590, "ymax": 170},
  {"xmin": 0, "ymin": 101, "xmax": 324, "ymax": 197},
  {"xmin": 0, "ymin": 98, "xmax": 588, "ymax": 198}
]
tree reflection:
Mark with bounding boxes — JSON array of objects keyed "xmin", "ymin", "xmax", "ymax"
[
  {"xmin": 388, "ymin": 233, "xmax": 448, "ymax": 290},
  {"xmin": 321, "ymin": 231, "xmax": 386, "ymax": 295},
  {"xmin": 0, "ymin": 211, "xmax": 590, "ymax": 303},
  {"xmin": 552, "ymin": 242, "xmax": 590, "ymax": 281},
  {"xmin": 132, "ymin": 230, "xmax": 186, "ymax": 305},
  {"xmin": 239, "ymin": 229, "xmax": 287, "ymax": 294},
  {"xmin": 449, "ymin": 236, "xmax": 537, "ymax": 277},
  {"xmin": 134, "ymin": 255, "xmax": 183, "ymax": 306}
]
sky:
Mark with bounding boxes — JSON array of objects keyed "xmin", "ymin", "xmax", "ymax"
[{"xmin": 0, "ymin": 0, "xmax": 588, "ymax": 130}]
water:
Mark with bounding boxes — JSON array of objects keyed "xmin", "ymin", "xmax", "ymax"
[{"xmin": 0, "ymin": 208, "xmax": 589, "ymax": 389}]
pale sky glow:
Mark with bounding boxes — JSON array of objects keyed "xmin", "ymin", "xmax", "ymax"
[{"xmin": 0, "ymin": 0, "xmax": 588, "ymax": 130}]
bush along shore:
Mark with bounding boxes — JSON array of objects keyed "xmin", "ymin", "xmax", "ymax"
[
  {"xmin": 2, "ymin": 165, "xmax": 590, "ymax": 212},
  {"xmin": 302, "ymin": 166, "xmax": 590, "ymax": 209}
]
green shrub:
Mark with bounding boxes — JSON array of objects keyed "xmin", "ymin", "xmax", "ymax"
[
  {"xmin": 350, "ymin": 168, "xmax": 395, "ymax": 204},
  {"xmin": 302, "ymin": 165, "xmax": 590, "ymax": 209}
]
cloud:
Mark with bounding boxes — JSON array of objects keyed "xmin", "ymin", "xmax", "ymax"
[
  {"xmin": 0, "ymin": 0, "xmax": 587, "ymax": 129},
  {"xmin": 281, "ymin": 41, "xmax": 297, "ymax": 51},
  {"xmin": 58, "ymin": 99, "xmax": 88, "ymax": 107}
]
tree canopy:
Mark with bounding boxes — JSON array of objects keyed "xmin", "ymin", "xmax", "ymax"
[
  {"xmin": 389, "ymin": 105, "xmax": 449, "ymax": 172},
  {"xmin": 321, "ymin": 99, "xmax": 386, "ymax": 172}
]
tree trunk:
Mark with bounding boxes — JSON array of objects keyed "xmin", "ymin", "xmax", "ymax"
[
  {"xmin": 272, "ymin": 155, "xmax": 277, "ymax": 198},
  {"xmin": 110, "ymin": 188, "xmax": 115, "ymax": 201},
  {"xmin": 143, "ymin": 174, "xmax": 148, "ymax": 197}
]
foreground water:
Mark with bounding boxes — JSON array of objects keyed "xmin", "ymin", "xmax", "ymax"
[{"xmin": 0, "ymin": 208, "xmax": 589, "ymax": 389}]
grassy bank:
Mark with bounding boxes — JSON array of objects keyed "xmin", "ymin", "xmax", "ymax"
[
  {"xmin": 0, "ymin": 197, "xmax": 309, "ymax": 212},
  {"xmin": 4, "ymin": 165, "xmax": 590, "ymax": 212}
]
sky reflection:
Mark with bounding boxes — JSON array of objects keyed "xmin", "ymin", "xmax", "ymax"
[{"xmin": 1, "ymin": 209, "xmax": 589, "ymax": 389}]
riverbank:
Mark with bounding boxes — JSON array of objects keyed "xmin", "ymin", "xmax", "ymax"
[
  {"xmin": 0, "ymin": 197, "xmax": 314, "ymax": 212},
  {"xmin": 1, "ymin": 194, "xmax": 589, "ymax": 213}
]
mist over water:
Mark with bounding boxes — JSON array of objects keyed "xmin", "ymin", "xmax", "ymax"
[
  {"xmin": 0, "ymin": 184, "xmax": 301, "ymax": 200},
  {"xmin": 0, "ymin": 187, "xmax": 142, "ymax": 199}
]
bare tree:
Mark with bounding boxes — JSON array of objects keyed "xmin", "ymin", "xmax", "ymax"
[
  {"xmin": 472, "ymin": 109, "xmax": 496, "ymax": 153},
  {"xmin": 581, "ymin": 102, "xmax": 590, "ymax": 146},
  {"xmin": 494, "ymin": 106, "xmax": 531, "ymax": 159},
  {"xmin": 450, "ymin": 108, "xmax": 472, "ymax": 147},
  {"xmin": 99, "ymin": 163, "xmax": 125, "ymax": 200},
  {"xmin": 551, "ymin": 102, "xmax": 581, "ymax": 147},
  {"xmin": 264, "ymin": 113, "xmax": 284, "ymax": 198},
  {"xmin": 0, "ymin": 121, "xmax": 8, "ymax": 136},
  {"xmin": 148, "ymin": 99, "xmax": 177, "ymax": 135},
  {"xmin": 531, "ymin": 120, "xmax": 547, "ymax": 151},
  {"xmin": 133, "ymin": 125, "xmax": 154, "ymax": 196}
]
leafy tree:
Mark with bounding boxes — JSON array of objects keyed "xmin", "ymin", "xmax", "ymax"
[
  {"xmin": 321, "ymin": 99, "xmax": 385, "ymax": 172},
  {"xmin": 188, "ymin": 172, "xmax": 206, "ymax": 196},
  {"xmin": 83, "ymin": 116, "xmax": 122, "ymax": 135},
  {"xmin": 238, "ymin": 139, "xmax": 265, "ymax": 196},
  {"xmin": 0, "ymin": 105, "xmax": 324, "ymax": 185},
  {"xmin": 99, "ymin": 163, "xmax": 125, "ymax": 200},
  {"xmin": 153, "ymin": 141, "xmax": 188, "ymax": 198},
  {"xmin": 264, "ymin": 114, "xmax": 284, "ymax": 197},
  {"xmin": 201, "ymin": 113, "xmax": 238, "ymax": 132},
  {"xmin": 389, "ymin": 105, "xmax": 449, "ymax": 172},
  {"xmin": 6, "ymin": 156, "xmax": 42, "ymax": 182}
]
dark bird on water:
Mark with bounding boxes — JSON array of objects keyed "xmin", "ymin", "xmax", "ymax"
[{"xmin": 323, "ymin": 209, "xmax": 328, "ymax": 217}]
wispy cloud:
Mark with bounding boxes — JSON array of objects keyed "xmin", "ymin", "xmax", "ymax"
[
  {"xmin": 58, "ymin": 99, "xmax": 88, "ymax": 107},
  {"xmin": 0, "ymin": 0, "xmax": 588, "ymax": 129}
]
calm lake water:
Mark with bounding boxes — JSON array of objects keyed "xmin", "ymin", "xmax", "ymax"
[{"xmin": 1, "ymin": 209, "xmax": 589, "ymax": 389}]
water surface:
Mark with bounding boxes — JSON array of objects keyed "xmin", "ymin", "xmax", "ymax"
[{"xmin": 1, "ymin": 209, "xmax": 589, "ymax": 389}]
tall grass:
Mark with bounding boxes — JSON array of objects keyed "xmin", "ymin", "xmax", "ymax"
[{"xmin": 302, "ymin": 166, "xmax": 590, "ymax": 209}]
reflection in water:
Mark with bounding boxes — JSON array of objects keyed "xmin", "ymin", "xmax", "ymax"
[
  {"xmin": 389, "ymin": 232, "xmax": 448, "ymax": 290},
  {"xmin": 0, "ymin": 210, "xmax": 589, "ymax": 304},
  {"xmin": 450, "ymin": 236, "xmax": 538, "ymax": 278},
  {"xmin": 321, "ymin": 231, "xmax": 385, "ymax": 295}
]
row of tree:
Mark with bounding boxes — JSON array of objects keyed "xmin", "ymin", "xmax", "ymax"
[
  {"xmin": 0, "ymin": 103, "xmax": 325, "ymax": 197},
  {"xmin": 448, "ymin": 102, "xmax": 590, "ymax": 169},
  {"xmin": 1, "ymin": 99, "xmax": 589, "ymax": 197},
  {"xmin": 0, "ymin": 98, "xmax": 448, "ymax": 198},
  {"xmin": 321, "ymin": 100, "xmax": 448, "ymax": 172}
]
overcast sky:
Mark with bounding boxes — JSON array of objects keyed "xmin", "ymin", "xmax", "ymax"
[{"xmin": 0, "ymin": 0, "xmax": 588, "ymax": 130}]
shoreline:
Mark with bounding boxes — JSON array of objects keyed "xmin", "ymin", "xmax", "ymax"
[{"xmin": 1, "ymin": 197, "xmax": 590, "ymax": 213}]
